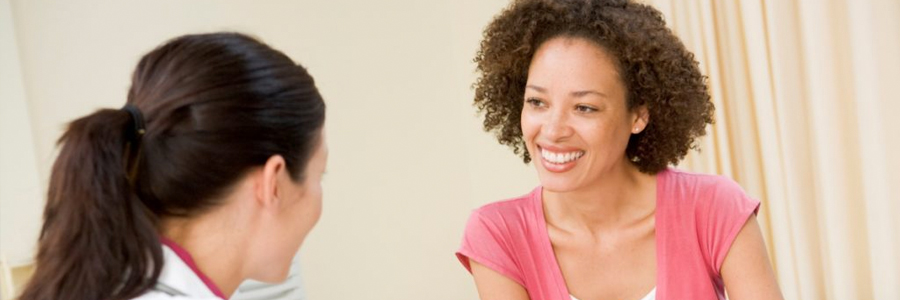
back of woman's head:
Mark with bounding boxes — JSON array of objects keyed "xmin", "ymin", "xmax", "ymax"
[{"xmin": 19, "ymin": 32, "xmax": 326, "ymax": 300}]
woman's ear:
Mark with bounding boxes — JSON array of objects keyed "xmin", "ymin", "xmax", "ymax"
[
  {"xmin": 257, "ymin": 155, "xmax": 287, "ymax": 208},
  {"xmin": 631, "ymin": 105, "xmax": 650, "ymax": 134}
]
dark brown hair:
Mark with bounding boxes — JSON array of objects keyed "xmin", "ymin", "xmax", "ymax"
[
  {"xmin": 474, "ymin": 0, "xmax": 714, "ymax": 173},
  {"xmin": 19, "ymin": 32, "xmax": 325, "ymax": 300}
]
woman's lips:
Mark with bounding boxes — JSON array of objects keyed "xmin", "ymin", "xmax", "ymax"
[{"xmin": 538, "ymin": 145, "xmax": 584, "ymax": 173}]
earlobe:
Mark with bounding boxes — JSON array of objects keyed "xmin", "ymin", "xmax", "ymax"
[{"xmin": 632, "ymin": 106, "xmax": 650, "ymax": 134}]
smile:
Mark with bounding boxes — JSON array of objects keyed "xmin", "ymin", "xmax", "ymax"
[
  {"xmin": 539, "ymin": 146, "xmax": 585, "ymax": 164},
  {"xmin": 538, "ymin": 145, "xmax": 584, "ymax": 166}
]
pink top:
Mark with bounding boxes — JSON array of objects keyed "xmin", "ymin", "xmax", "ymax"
[
  {"xmin": 160, "ymin": 237, "xmax": 228, "ymax": 299},
  {"xmin": 456, "ymin": 168, "xmax": 760, "ymax": 300}
]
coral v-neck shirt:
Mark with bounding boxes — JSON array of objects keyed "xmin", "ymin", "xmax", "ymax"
[{"xmin": 456, "ymin": 168, "xmax": 760, "ymax": 300}]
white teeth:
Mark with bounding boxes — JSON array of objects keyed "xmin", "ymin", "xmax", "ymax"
[{"xmin": 540, "ymin": 148, "xmax": 584, "ymax": 164}]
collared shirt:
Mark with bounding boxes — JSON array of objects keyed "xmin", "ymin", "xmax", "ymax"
[{"xmin": 133, "ymin": 240, "xmax": 226, "ymax": 300}]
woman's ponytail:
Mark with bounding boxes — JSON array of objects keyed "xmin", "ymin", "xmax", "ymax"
[{"xmin": 19, "ymin": 107, "xmax": 162, "ymax": 300}]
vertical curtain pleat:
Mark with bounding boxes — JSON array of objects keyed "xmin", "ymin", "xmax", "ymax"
[{"xmin": 641, "ymin": 0, "xmax": 900, "ymax": 299}]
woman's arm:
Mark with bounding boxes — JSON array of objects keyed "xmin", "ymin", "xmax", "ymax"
[
  {"xmin": 471, "ymin": 260, "xmax": 531, "ymax": 300},
  {"xmin": 721, "ymin": 215, "xmax": 785, "ymax": 300}
]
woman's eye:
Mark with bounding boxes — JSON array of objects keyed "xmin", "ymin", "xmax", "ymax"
[
  {"xmin": 526, "ymin": 98, "xmax": 545, "ymax": 108},
  {"xmin": 575, "ymin": 105, "xmax": 598, "ymax": 113}
]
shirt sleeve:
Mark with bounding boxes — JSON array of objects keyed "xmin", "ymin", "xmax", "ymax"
[
  {"xmin": 696, "ymin": 177, "xmax": 761, "ymax": 273},
  {"xmin": 455, "ymin": 210, "xmax": 525, "ymax": 286}
]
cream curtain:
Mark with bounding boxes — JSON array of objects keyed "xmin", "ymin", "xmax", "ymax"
[{"xmin": 643, "ymin": 0, "xmax": 900, "ymax": 299}]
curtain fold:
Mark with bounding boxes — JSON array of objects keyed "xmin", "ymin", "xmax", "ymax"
[{"xmin": 644, "ymin": 0, "xmax": 900, "ymax": 299}]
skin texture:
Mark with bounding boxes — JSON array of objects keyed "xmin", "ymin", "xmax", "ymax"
[
  {"xmin": 160, "ymin": 131, "xmax": 328, "ymax": 297},
  {"xmin": 721, "ymin": 216, "xmax": 784, "ymax": 300},
  {"xmin": 470, "ymin": 37, "xmax": 783, "ymax": 300}
]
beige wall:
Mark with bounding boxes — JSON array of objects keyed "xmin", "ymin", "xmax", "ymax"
[
  {"xmin": 0, "ymin": 0, "xmax": 43, "ymax": 268},
  {"xmin": 1, "ymin": 0, "xmax": 541, "ymax": 299}
]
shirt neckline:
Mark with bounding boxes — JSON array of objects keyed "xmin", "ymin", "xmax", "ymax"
[{"xmin": 533, "ymin": 168, "xmax": 668, "ymax": 299}]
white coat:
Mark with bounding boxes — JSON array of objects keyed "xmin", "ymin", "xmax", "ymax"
[{"xmin": 132, "ymin": 245, "xmax": 225, "ymax": 300}]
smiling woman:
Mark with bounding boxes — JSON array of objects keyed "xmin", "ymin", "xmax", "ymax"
[
  {"xmin": 456, "ymin": 1, "xmax": 784, "ymax": 300},
  {"xmin": 521, "ymin": 37, "xmax": 640, "ymax": 188}
]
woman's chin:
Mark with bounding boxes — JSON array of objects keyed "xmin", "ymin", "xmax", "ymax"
[{"xmin": 536, "ymin": 172, "xmax": 584, "ymax": 193}]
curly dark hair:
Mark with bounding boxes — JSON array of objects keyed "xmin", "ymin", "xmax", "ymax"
[{"xmin": 474, "ymin": 0, "xmax": 714, "ymax": 174}]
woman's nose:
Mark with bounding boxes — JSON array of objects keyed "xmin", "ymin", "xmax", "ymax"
[{"xmin": 541, "ymin": 108, "xmax": 573, "ymax": 140}]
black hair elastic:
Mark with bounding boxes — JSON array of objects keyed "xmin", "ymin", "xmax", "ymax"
[
  {"xmin": 121, "ymin": 104, "xmax": 146, "ymax": 140},
  {"xmin": 121, "ymin": 104, "xmax": 145, "ymax": 185}
]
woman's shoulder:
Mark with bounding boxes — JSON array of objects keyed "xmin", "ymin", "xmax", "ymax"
[
  {"xmin": 469, "ymin": 186, "xmax": 541, "ymax": 221},
  {"xmin": 460, "ymin": 186, "xmax": 544, "ymax": 244},
  {"xmin": 663, "ymin": 168, "xmax": 749, "ymax": 200},
  {"xmin": 660, "ymin": 168, "xmax": 759, "ymax": 218},
  {"xmin": 457, "ymin": 187, "xmax": 544, "ymax": 284},
  {"xmin": 659, "ymin": 169, "xmax": 761, "ymax": 274}
]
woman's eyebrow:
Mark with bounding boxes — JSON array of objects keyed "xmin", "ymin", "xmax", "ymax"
[
  {"xmin": 571, "ymin": 90, "xmax": 608, "ymax": 98},
  {"xmin": 525, "ymin": 84, "xmax": 546, "ymax": 93}
]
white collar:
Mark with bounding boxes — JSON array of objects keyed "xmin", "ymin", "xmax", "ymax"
[{"xmin": 152, "ymin": 245, "xmax": 224, "ymax": 299}]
